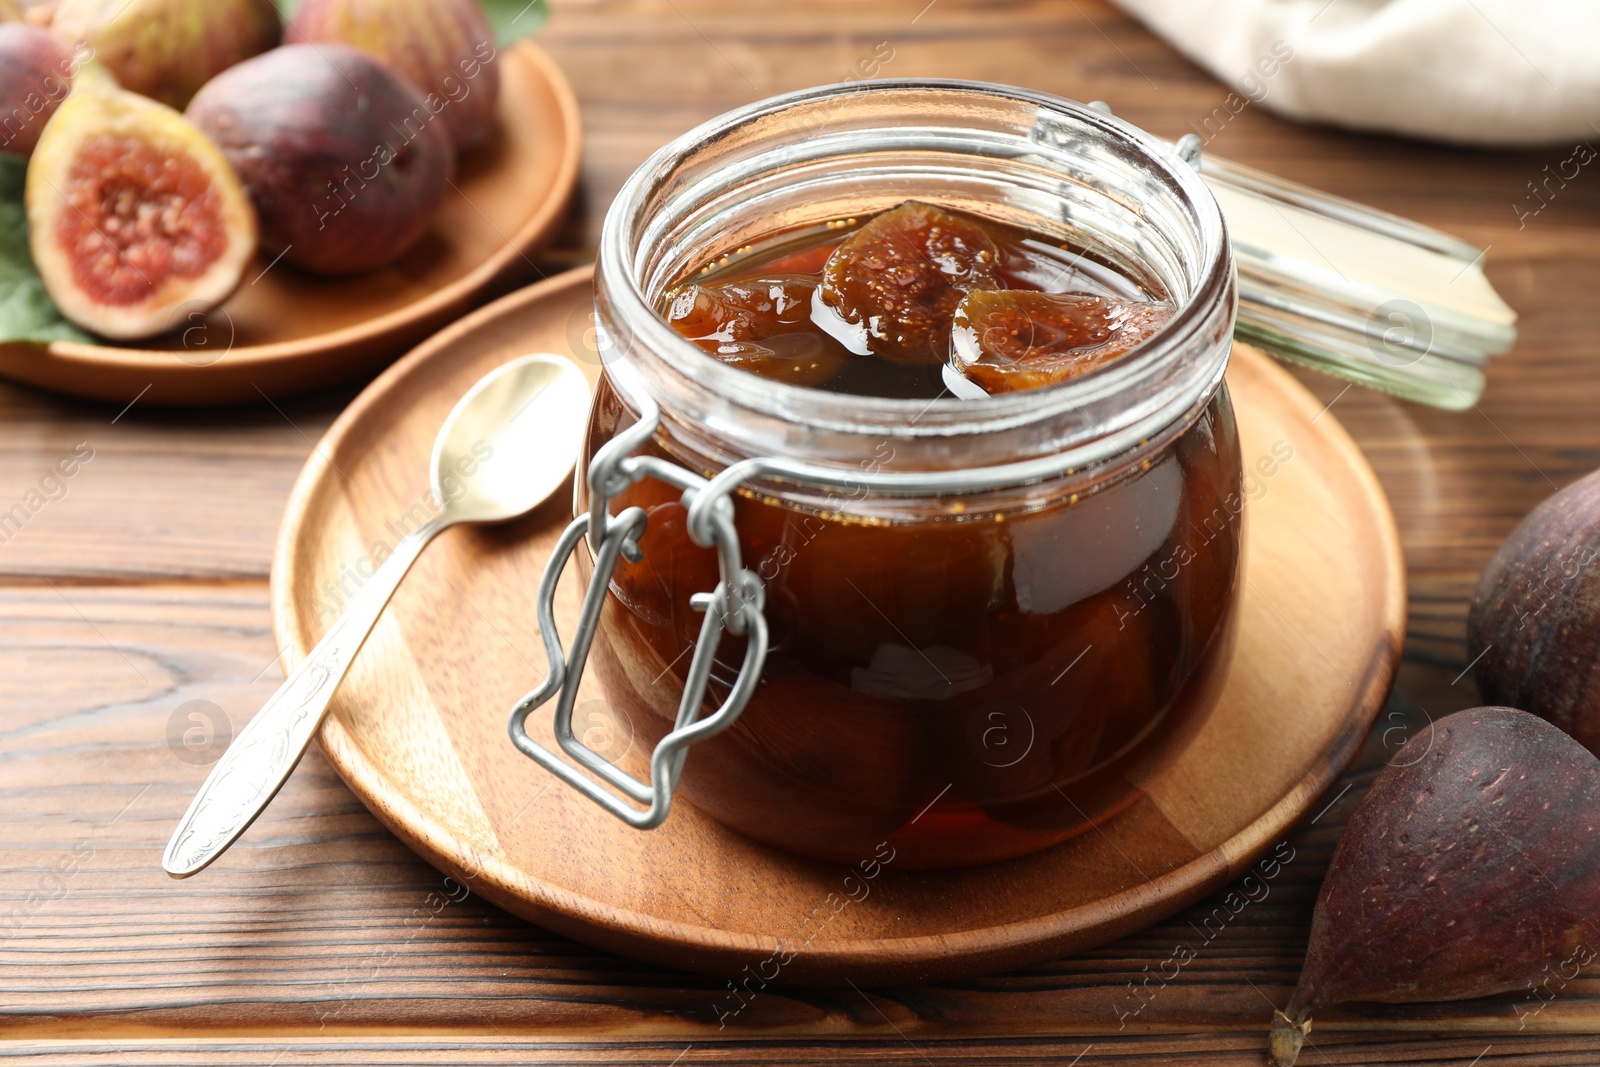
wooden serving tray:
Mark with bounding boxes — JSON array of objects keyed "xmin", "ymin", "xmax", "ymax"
[
  {"xmin": 0, "ymin": 40, "xmax": 580, "ymax": 408},
  {"xmin": 270, "ymin": 266, "xmax": 1405, "ymax": 985}
]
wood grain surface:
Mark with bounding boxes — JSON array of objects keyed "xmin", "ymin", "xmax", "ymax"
[{"xmin": 3, "ymin": 0, "xmax": 1598, "ymax": 1063}]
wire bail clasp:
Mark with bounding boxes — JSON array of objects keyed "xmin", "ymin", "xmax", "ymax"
[{"xmin": 507, "ymin": 366, "xmax": 769, "ymax": 829}]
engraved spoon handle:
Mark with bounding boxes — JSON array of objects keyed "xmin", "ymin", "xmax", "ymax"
[{"xmin": 163, "ymin": 513, "xmax": 451, "ymax": 877}]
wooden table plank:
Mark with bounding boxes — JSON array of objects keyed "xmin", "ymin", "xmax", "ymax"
[
  {"xmin": 0, "ymin": 1036, "xmax": 1596, "ymax": 1066},
  {"xmin": 7, "ymin": 1035, "xmax": 1600, "ymax": 1067},
  {"xmin": 0, "ymin": 580, "xmax": 1591, "ymax": 1046},
  {"xmin": 3, "ymin": 0, "xmax": 1599, "ymax": 1060},
  {"xmin": 0, "ymin": 385, "xmax": 344, "ymax": 583}
]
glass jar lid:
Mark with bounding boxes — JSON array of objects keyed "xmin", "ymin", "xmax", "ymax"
[
  {"xmin": 1067, "ymin": 103, "xmax": 1516, "ymax": 411},
  {"xmin": 1203, "ymin": 153, "xmax": 1516, "ymax": 410}
]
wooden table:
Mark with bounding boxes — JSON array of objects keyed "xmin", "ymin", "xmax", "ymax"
[{"xmin": 5, "ymin": 2, "xmax": 1599, "ymax": 1062}]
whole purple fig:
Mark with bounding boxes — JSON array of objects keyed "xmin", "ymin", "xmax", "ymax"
[
  {"xmin": 1270, "ymin": 707, "xmax": 1600, "ymax": 1066},
  {"xmin": 285, "ymin": 0, "xmax": 500, "ymax": 153},
  {"xmin": 52, "ymin": 0, "xmax": 280, "ymax": 110},
  {"xmin": 0, "ymin": 23, "xmax": 77, "ymax": 156},
  {"xmin": 186, "ymin": 43, "xmax": 454, "ymax": 276},
  {"xmin": 1469, "ymin": 468, "xmax": 1600, "ymax": 753}
]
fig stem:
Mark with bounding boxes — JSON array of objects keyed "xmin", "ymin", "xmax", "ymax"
[{"xmin": 1269, "ymin": 1008, "xmax": 1311, "ymax": 1067}]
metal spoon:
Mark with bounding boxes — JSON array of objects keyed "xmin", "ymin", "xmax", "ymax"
[{"xmin": 163, "ymin": 354, "xmax": 592, "ymax": 878}]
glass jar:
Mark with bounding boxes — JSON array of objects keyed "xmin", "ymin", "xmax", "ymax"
[{"xmin": 523, "ymin": 80, "xmax": 1240, "ymax": 869}]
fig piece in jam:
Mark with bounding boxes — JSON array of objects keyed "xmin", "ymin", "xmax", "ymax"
[
  {"xmin": 661, "ymin": 199, "xmax": 1169, "ymax": 398},
  {"xmin": 662, "ymin": 275, "xmax": 849, "ymax": 388},
  {"xmin": 951, "ymin": 290, "xmax": 1173, "ymax": 394},
  {"xmin": 817, "ymin": 200, "xmax": 1004, "ymax": 366}
]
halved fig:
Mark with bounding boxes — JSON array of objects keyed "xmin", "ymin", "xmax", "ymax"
[
  {"xmin": 950, "ymin": 289, "xmax": 1172, "ymax": 394},
  {"xmin": 819, "ymin": 200, "xmax": 1003, "ymax": 366},
  {"xmin": 26, "ymin": 83, "xmax": 256, "ymax": 340},
  {"xmin": 665, "ymin": 275, "xmax": 847, "ymax": 387}
]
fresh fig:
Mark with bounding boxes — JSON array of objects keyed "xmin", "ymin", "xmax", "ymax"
[
  {"xmin": 186, "ymin": 44, "xmax": 454, "ymax": 276},
  {"xmin": 0, "ymin": 23, "xmax": 78, "ymax": 156},
  {"xmin": 50, "ymin": 0, "xmax": 279, "ymax": 110},
  {"xmin": 1469, "ymin": 469, "xmax": 1600, "ymax": 753},
  {"xmin": 285, "ymin": 0, "xmax": 500, "ymax": 152},
  {"xmin": 1269, "ymin": 707, "xmax": 1600, "ymax": 1066},
  {"xmin": 26, "ymin": 81, "xmax": 256, "ymax": 340}
]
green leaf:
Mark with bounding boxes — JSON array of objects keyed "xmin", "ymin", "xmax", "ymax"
[
  {"xmin": 272, "ymin": 0, "xmax": 549, "ymax": 45},
  {"xmin": 479, "ymin": 0, "xmax": 550, "ymax": 45},
  {"xmin": 0, "ymin": 155, "xmax": 93, "ymax": 346}
]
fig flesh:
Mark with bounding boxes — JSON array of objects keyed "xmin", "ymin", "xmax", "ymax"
[
  {"xmin": 664, "ymin": 275, "xmax": 848, "ymax": 387},
  {"xmin": 819, "ymin": 200, "xmax": 1003, "ymax": 366},
  {"xmin": 51, "ymin": 0, "xmax": 280, "ymax": 110},
  {"xmin": 285, "ymin": 0, "xmax": 500, "ymax": 153},
  {"xmin": 950, "ymin": 289, "xmax": 1172, "ymax": 394},
  {"xmin": 1270, "ymin": 707, "xmax": 1600, "ymax": 1066},
  {"xmin": 1469, "ymin": 468, "xmax": 1600, "ymax": 754},
  {"xmin": 26, "ymin": 81, "xmax": 256, "ymax": 340},
  {"xmin": 0, "ymin": 23, "xmax": 77, "ymax": 157},
  {"xmin": 186, "ymin": 44, "xmax": 454, "ymax": 276}
]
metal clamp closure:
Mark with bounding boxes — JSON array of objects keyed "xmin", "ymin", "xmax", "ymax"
[{"xmin": 508, "ymin": 377, "xmax": 769, "ymax": 829}]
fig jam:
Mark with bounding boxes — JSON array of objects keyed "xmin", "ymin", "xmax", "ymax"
[
  {"xmin": 582, "ymin": 202, "xmax": 1241, "ymax": 868},
  {"xmin": 660, "ymin": 201, "xmax": 1173, "ymax": 399}
]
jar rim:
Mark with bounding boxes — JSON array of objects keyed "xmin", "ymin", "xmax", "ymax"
[{"xmin": 596, "ymin": 78, "xmax": 1235, "ymax": 483}]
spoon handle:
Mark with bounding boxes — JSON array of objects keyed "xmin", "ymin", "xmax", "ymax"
[{"xmin": 163, "ymin": 513, "xmax": 450, "ymax": 877}]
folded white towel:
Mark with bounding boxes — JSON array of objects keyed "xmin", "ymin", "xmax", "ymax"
[{"xmin": 1113, "ymin": 0, "xmax": 1600, "ymax": 146}]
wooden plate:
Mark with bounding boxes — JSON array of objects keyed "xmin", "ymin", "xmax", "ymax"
[
  {"xmin": 271, "ymin": 267, "xmax": 1405, "ymax": 984},
  {"xmin": 0, "ymin": 40, "xmax": 580, "ymax": 408}
]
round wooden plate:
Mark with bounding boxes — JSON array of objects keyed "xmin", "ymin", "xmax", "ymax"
[
  {"xmin": 0, "ymin": 40, "xmax": 580, "ymax": 408},
  {"xmin": 271, "ymin": 267, "xmax": 1405, "ymax": 985}
]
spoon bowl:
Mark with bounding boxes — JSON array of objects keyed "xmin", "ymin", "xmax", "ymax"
[{"xmin": 431, "ymin": 354, "xmax": 593, "ymax": 524}]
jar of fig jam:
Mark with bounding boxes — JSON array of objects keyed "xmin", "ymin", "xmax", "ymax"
[{"xmin": 511, "ymin": 80, "xmax": 1240, "ymax": 869}]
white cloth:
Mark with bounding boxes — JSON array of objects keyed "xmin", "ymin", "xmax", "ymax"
[{"xmin": 1112, "ymin": 0, "xmax": 1600, "ymax": 147}]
